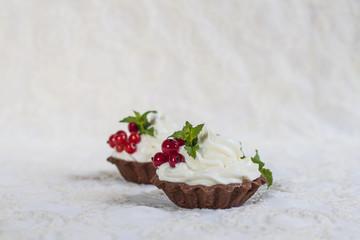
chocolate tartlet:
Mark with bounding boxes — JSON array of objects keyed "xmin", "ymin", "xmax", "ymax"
[
  {"xmin": 107, "ymin": 157, "xmax": 156, "ymax": 184},
  {"xmin": 151, "ymin": 174, "xmax": 267, "ymax": 209},
  {"xmin": 106, "ymin": 111, "xmax": 177, "ymax": 184}
]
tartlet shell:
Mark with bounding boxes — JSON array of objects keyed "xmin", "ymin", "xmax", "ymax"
[
  {"xmin": 107, "ymin": 157, "xmax": 156, "ymax": 184},
  {"xmin": 151, "ymin": 174, "xmax": 267, "ymax": 209}
]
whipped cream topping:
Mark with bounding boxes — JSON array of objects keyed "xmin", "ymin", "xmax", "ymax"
[
  {"xmin": 156, "ymin": 127, "xmax": 261, "ymax": 186},
  {"xmin": 111, "ymin": 112, "xmax": 176, "ymax": 163}
]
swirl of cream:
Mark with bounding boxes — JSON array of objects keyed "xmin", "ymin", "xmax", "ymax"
[
  {"xmin": 111, "ymin": 112, "xmax": 176, "ymax": 162},
  {"xmin": 156, "ymin": 127, "xmax": 261, "ymax": 186}
]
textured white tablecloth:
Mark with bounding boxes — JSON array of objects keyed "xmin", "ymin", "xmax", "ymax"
[{"xmin": 1, "ymin": 0, "xmax": 359, "ymax": 239}]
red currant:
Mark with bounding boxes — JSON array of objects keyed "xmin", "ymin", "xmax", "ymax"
[
  {"xmin": 125, "ymin": 142, "xmax": 137, "ymax": 154},
  {"xmin": 161, "ymin": 139, "xmax": 180, "ymax": 155},
  {"xmin": 175, "ymin": 138, "xmax": 185, "ymax": 146},
  {"xmin": 128, "ymin": 122, "xmax": 138, "ymax": 133},
  {"xmin": 114, "ymin": 132, "xmax": 127, "ymax": 145},
  {"xmin": 108, "ymin": 134, "xmax": 116, "ymax": 148},
  {"xmin": 116, "ymin": 144, "xmax": 124, "ymax": 152},
  {"xmin": 129, "ymin": 132, "xmax": 141, "ymax": 144},
  {"xmin": 116, "ymin": 130, "xmax": 126, "ymax": 135},
  {"xmin": 169, "ymin": 153, "xmax": 185, "ymax": 167},
  {"xmin": 152, "ymin": 152, "xmax": 169, "ymax": 168}
]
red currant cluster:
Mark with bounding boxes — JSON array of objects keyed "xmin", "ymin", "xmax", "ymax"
[
  {"xmin": 152, "ymin": 138, "xmax": 186, "ymax": 168},
  {"xmin": 107, "ymin": 122, "xmax": 141, "ymax": 154}
]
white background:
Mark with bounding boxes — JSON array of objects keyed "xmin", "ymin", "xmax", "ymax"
[{"xmin": 1, "ymin": 0, "xmax": 359, "ymax": 239}]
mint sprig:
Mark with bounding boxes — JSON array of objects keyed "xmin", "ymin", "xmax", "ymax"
[
  {"xmin": 120, "ymin": 110, "xmax": 157, "ymax": 136},
  {"xmin": 251, "ymin": 150, "xmax": 273, "ymax": 188},
  {"xmin": 169, "ymin": 121, "xmax": 204, "ymax": 159}
]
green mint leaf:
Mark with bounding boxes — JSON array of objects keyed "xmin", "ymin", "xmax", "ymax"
[
  {"xmin": 185, "ymin": 121, "xmax": 192, "ymax": 130},
  {"xmin": 120, "ymin": 116, "xmax": 137, "ymax": 123},
  {"xmin": 191, "ymin": 137, "xmax": 198, "ymax": 146},
  {"xmin": 184, "ymin": 121, "xmax": 192, "ymax": 137},
  {"xmin": 145, "ymin": 127, "xmax": 155, "ymax": 136},
  {"xmin": 190, "ymin": 123, "xmax": 204, "ymax": 142},
  {"xmin": 251, "ymin": 150, "xmax": 273, "ymax": 188},
  {"xmin": 260, "ymin": 168, "xmax": 273, "ymax": 188},
  {"xmin": 141, "ymin": 110, "xmax": 157, "ymax": 120},
  {"xmin": 250, "ymin": 150, "xmax": 264, "ymax": 169},
  {"xmin": 169, "ymin": 131, "xmax": 186, "ymax": 139},
  {"xmin": 133, "ymin": 110, "xmax": 141, "ymax": 120},
  {"xmin": 184, "ymin": 144, "xmax": 199, "ymax": 159},
  {"xmin": 142, "ymin": 110, "xmax": 157, "ymax": 129}
]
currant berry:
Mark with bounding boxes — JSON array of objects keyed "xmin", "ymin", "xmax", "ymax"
[
  {"xmin": 125, "ymin": 142, "xmax": 137, "ymax": 154},
  {"xmin": 116, "ymin": 130, "xmax": 126, "ymax": 135},
  {"xmin": 114, "ymin": 132, "xmax": 127, "ymax": 145},
  {"xmin": 129, "ymin": 132, "xmax": 141, "ymax": 144},
  {"xmin": 116, "ymin": 144, "xmax": 124, "ymax": 152},
  {"xmin": 108, "ymin": 134, "xmax": 116, "ymax": 148},
  {"xmin": 152, "ymin": 152, "xmax": 169, "ymax": 168},
  {"xmin": 162, "ymin": 139, "xmax": 180, "ymax": 155},
  {"xmin": 169, "ymin": 153, "xmax": 185, "ymax": 168},
  {"xmin": 175, "ymin": 138, "xmax": 185, "ymax": 146},
  {"xmin": 128, "ymin": 122, "xmax": 138, "ymax": 133}
]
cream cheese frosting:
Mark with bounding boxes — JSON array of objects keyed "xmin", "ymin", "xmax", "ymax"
[
  {"xmin": 156, "ymin": 127, "xmax": 261, "ymax": 186},
  {"xmin": 111, "ymin": 112, "xmax": 176, "ymax": 163}
]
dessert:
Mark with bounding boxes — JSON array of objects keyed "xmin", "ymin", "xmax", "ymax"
[
  {"xmin": 151, "ymin": 121, "xmax": 273, "ymax": 209},
  {"xmin": 107, "ymin": 110, "xmax": 176, "ymax": 184}
]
